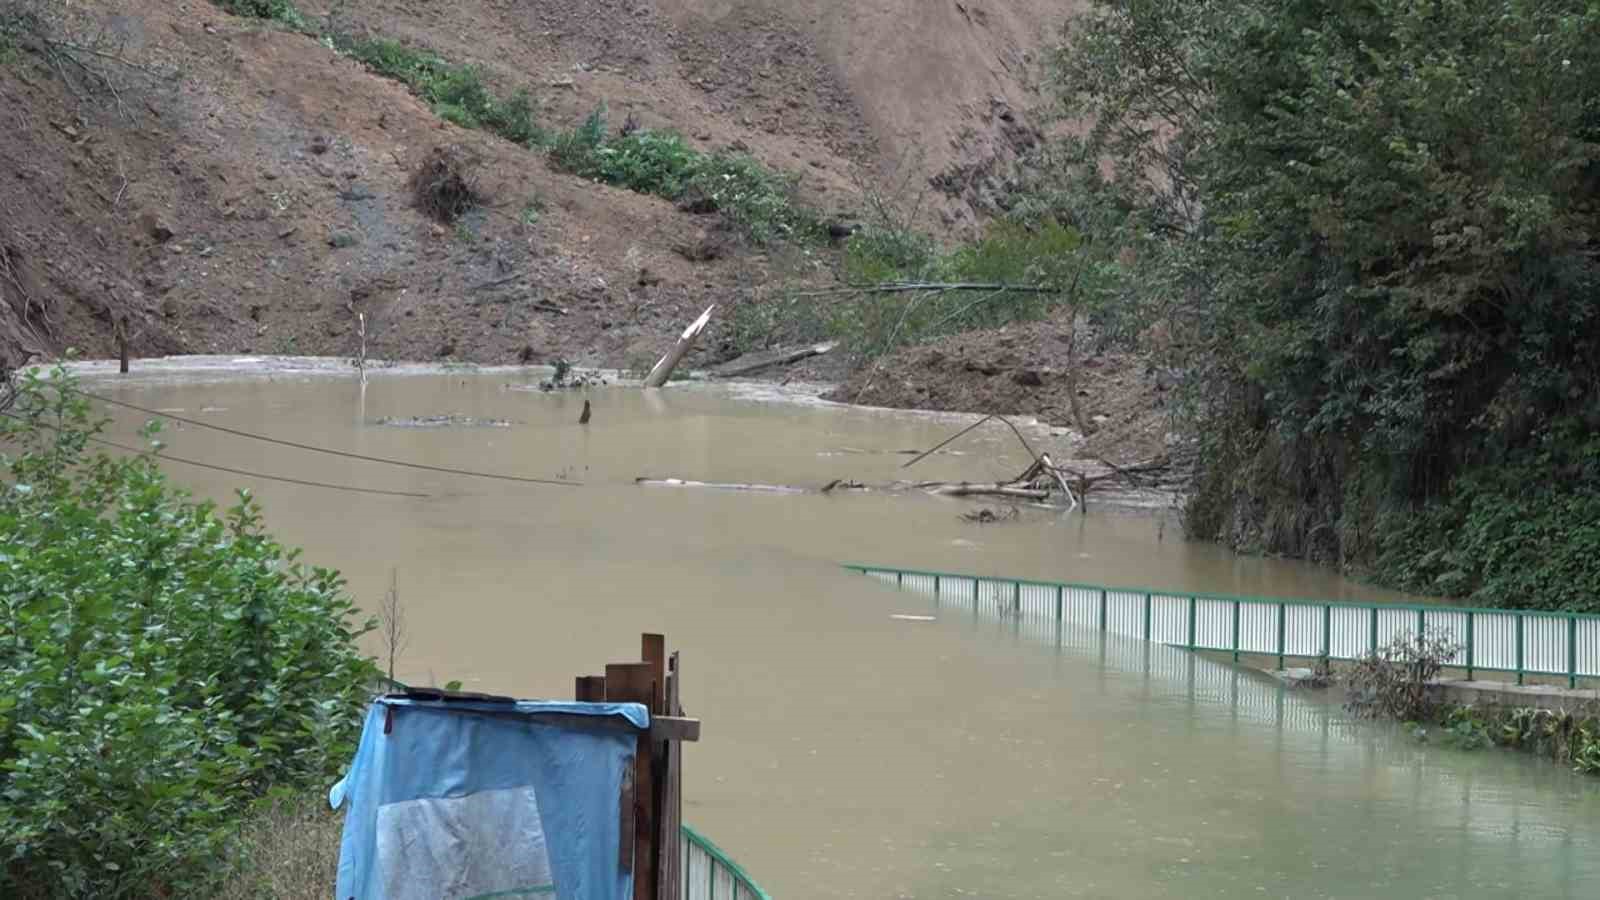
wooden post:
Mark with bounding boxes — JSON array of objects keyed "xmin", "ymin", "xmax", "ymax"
[
  {"xmin": 643, "ymin": 633, "xmax": 666, "ymax": 715},
  {"xmin": 579, "ymin": 636, "xmax": 698, "ymax": 900},
  {"xmin": 576, "ymin": 675, "xmax": 607, "ymax": 702},
  {"xmin": 608, "ymin": 662, "xmax": 658, "ymax": 900},
  {"xmin": 116, "ymin": 319, "xmax": 129, "ymax": 374},
  {"xmin": 658, "ymin": 652, "xmax": 684, "ymax": 900}
]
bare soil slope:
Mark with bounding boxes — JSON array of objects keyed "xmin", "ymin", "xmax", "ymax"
[
  {"xmin": 828, "ymin": 310, "xmax": 1177, "ymax": 464},
  {"xmin": 0, "ymin": 0, "xmax": 1074, "ymax": 373}
]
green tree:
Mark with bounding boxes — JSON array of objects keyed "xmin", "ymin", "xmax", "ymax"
[
  {"xmin": 0, "ymin": 367, "xmax": 378, "ymax": 896},
  {"xmin": 1051, "ymin": 1, "xmax": 1600, "ymax": 608}
]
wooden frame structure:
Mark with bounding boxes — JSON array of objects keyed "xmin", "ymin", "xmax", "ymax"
[{"xmin": 576, "ymin": 633, "xmax": 700, "ymax": 900}]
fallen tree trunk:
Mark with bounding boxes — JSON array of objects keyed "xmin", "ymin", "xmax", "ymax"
[
  {"xmin": 920, "ymin": 483, "xmax": 1052, "ymax": 500},
  {"xmin": 711, "ymin": 341, "xmax": 837, "ymax": 378},
  {"xmin": 644, "ymin": 304, "xmax": 714, "ymax": 387}
]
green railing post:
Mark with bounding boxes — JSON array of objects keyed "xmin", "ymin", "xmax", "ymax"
[
  {"xmin": 1370, "ymin": 607, "xmax": 1379, "ymax": 654},
  {"xmin": 1187, "ymin": 596, "xmax": 1197, "ymax": 649},
  {"xmin": 1570, "ymin": 615, "xmax": 1579, "ymax": 690},
  {"xmin": 1322, "ymin": 604, "xmax": 1332, "ymax": 659},
  {"xmin": 1056, "ymin": 585, "xmax": 1064, "ymax": 622},
  {"xmin": 1417, "ymin": 607, "xmax": 1426, "ymax": 640},
  {"xmin": 1465, "ymin": 612, "xmax": 1474, "ymax": 681},
  {"xmin": 1231, "ymin": 600, "xmax": 1241, "ymax": 662},
  {"xmin": 1276, "ymin": 603, "xmax": 1286, "ymax": 671},
  {"xmin": 1099, "ymin": 589, "xmax": 1108, "ymax": 632},
  {"xmin": 1014, "ymin": 580, "xmax": 1022, "ymax": 619},
  {"xmin": 1515, "ymin": 613, "xmax": 1525, "ymax": 685},
  {"xmin": 934, "ymin": 574, "xmax": 940, "ymax": 594},
  {"xmin": 896, "ymin": 571, "xmax": 903, "ymax": 588},
  {"xmin": 1143, "ymin": 593, "xmax": 1152, "ymax": 641}
]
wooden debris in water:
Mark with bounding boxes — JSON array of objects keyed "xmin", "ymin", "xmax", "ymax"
[
  {"xmin": 644, "ymin": 304, "xmax": 714, "ymax": 388},
  {"xmin": 710, "ymin": 340, "xmax": 837, "ymax": 378},
  {"xmin": 960, "ymin": 506, "xmax": 1020, "ymax": 524}
]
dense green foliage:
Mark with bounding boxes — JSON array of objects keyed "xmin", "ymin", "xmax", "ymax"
[
  {"xmin": 340, "ymin": 38, "xmax": 544, "ymax": 146},
  {"xmin": 1439, "ymin": 704, "xmax": 1600, "ymax": 774},
  {"xmin": 549, "ymin": 106, "xmax": 816, "ymax": 244},
  {"xmin": 0, "ymin": 369, "xmax": 377, "ymax": 897},
  {"xmin": 1054, "ymin": 1, "xmax": 1600, "ymax": 609}
]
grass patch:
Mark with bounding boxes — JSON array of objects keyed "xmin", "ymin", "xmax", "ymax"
[
  {"xmin": 213, "ymin": 791, "xmax": 342, "ymax": 900},
  {"xmin": 338, "ymin": 37, "xmax": 544, "ymax": 146},
  {"xmin": 548, "ymin": 105, "xmax": 817, "ymax": 245}
]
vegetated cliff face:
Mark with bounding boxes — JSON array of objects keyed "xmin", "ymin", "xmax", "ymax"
[{"xmin": 0, "ymin": 0, "xmax": 1069, "ymax": 370}]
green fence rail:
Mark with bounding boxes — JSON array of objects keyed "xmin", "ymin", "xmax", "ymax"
[
  {"xmin": 845, "ymin": 564, "xmax": 1600, "ymax": 688},
  {"xmin": 683, "ymin": 824, "xmax": 772, "ymax": 900}
]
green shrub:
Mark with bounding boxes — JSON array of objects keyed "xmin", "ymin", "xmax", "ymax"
[
  {"xmin": 827, "ymin": 220, "xmax": 1096, "ymax": 358},
  {"xmin": 213, "ymin": 0, "xmax": 307, "ymax": 29},
  {"xmin": 547, "ymin": 106, "xmax": 812, "ymax": 244},
  {"xmin": 842, "ymin": 225, "xmax": 937, "ymax": 284},
  {"xmin": 0, "ymin": 367, "xmax": 378, "ymax": 897},
  {"xmin": 1373, "ymin": 431, "xmax": 1600, "ymax": 612},
  {"xmin": 341, "ymin": 37, "xmax": 544, "ymax": 146},
  {"xmin": 1438, "ymin": 705, "xmax": 1600, "ymax": 775},
  {"xmin": 546, "ymin": 106, "xmax": 608, "ymax": 176}
]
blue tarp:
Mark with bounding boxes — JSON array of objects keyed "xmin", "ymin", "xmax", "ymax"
[{"xmin": 331, "ymin": 697, "xmax": 648, "ymax": 900}]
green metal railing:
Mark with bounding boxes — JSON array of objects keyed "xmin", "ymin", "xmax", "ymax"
[
  {"xmin": 845, "ymin": 564, "xmax": 1600, "ymax": 688},
  {"xmin": 684, "ymin": 825, "xmax": 772, "ymax": 900}
]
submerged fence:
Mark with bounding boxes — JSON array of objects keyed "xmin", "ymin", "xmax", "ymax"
[
  {"xmin": 845, "ymin": 564, "xmax": 1600, "ymax": 687},
  {"xmin": 684, "ymin": 825, "xmax": 771, "ymax": 900}
]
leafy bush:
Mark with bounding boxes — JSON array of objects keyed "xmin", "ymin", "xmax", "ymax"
[
  {"xmin": 341, "ymin": 37, "xmax": 544, "ymax": 146},
  {"xmin": 0, "ymin": 368, "xmax": 377, "ymax": 897},
  {"xmin": 1343, "ymin": 630, "xmax": 1459, "ymax": 723},
  {"xmin": 1439, "ymin": 705, "xmax": 1600, "ymax": 775},
  {"xmin": 213, "ymin": 0, "xmax": 307, "ymax": 29},
  {"xmin": 548, "ymin": 106, "xmax": 813, "ymax": 244},
  {"xmin": 1373, "ymin": 432, "xmax": 1600, "ymax": 612}
]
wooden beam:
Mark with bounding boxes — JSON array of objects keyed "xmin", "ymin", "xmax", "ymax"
[
  {"xmin": 576, "ymin": 675, "xmax": 607, "ymax": 702},
  {"xmin": 649, "ymin": 716, "xmax": 701, "ymax": 743},
  {"xmin": 642, "ymin": 633, "xmax": 666, "ymax": 715},
  {"xmin": 607, "ymin": 662, "xmax": 657, "ymax": 900}
]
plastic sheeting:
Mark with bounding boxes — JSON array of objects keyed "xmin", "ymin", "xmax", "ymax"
[{"xmin": 331, "ymin": 697, "xmax": 648, "ymax": 900}]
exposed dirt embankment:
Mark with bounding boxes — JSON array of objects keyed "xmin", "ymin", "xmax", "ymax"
[
  {"xmin": 826, "ymin": 311, "xmax": 1177, "ymax": 464},
  {"xmin": 0, "ymin": 0, "xmax": 1072, "ymax": 374}
]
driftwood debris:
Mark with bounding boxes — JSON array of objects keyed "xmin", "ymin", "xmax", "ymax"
[
  {"xmin": 636, "ymin": 477, "xmax": 807, "ymax": 494},
  {"xmin": 961, "ymin": 506, "xmax": 1020, "ymax": 524},
  {"xmin": 644, "ymin": 304, "xmax": 714, "ymax": 388},
  {"xmin": 710, "ymin": 341, "xmax": 838, "ymax": 378}
]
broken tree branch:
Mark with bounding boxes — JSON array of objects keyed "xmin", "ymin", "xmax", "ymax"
[
  {"xmin": 901, "ymin": 413, "xmax": 1040, "ymax": 471},
  {"xmin": 644, "ymin": 304, "xmax": 714, "ymax": 388}
]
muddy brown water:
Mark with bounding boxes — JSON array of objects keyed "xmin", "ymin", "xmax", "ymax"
[{"xmin": 83, "ymin": 362, "xmax": 1600, "ymax": 899}]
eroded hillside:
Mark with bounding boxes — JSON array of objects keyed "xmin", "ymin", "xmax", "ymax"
[{"xmin": 0, "ymin": 0, "xmax": 1070, "ymax": 372}]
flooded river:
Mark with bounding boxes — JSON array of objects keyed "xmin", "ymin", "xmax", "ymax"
[{"xmin": 87, "ymin": 362, "xmax": 1600, "ymax": 899}]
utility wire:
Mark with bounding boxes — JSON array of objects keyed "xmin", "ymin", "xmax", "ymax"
[
  {"xmin": 74, "ymin": 389, "xmax": 581, "ymax": 488},
  {"xmin": 2, "ymin": 412, "xmax": 429, "ymax": 498}
]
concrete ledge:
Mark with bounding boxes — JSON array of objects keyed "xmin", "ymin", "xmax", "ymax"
[{"xmin": 1430, "ymin": 679, "xmax": 1600, "ymax": 710}]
